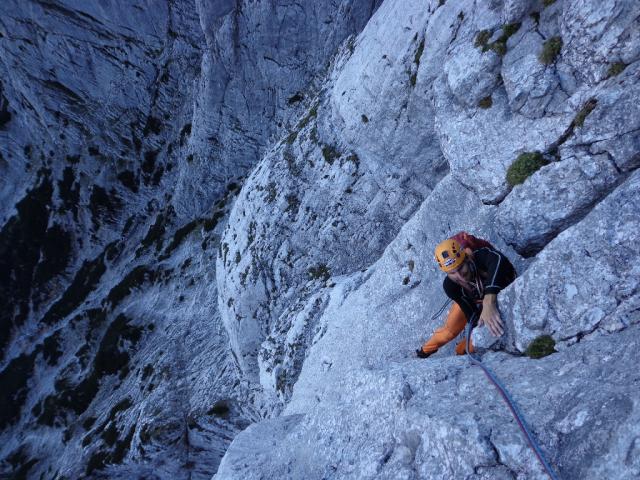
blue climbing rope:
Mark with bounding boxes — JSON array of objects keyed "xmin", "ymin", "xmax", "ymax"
[
  {"xmin": 430, "ymin": 299, "xmax": 452, "ymax": 321},
  {"xmin": 464, "ymin": 318, "xmax": 560, "ymax": 480}
]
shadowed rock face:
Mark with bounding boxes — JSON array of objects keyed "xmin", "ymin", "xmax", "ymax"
[
  {"xmin": 0, "ymin": 0, "xmax": 381, "ymax": 478},
  {"xmin": 2, "ymin": 0, "xmax": 640, "ymax": 478}
]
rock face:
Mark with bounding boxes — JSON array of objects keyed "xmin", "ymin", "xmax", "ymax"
[
  {"xmin": 217, "ymin": 325, "xmax": 640, "ymax": 480},
  {"xmin": 214, "ymin": 0, "xmax": 640, "ymax": 478},
  {"xmin": 500, "ymin": 169, "xmax": 640, "ymax": 353},
  {"xmin": 0, "ymin": 0, "xmax": 381, "ymax": 478},
  {"xmin": 1, "ymin": 0, "xmax": 639, "ymax": 479}
]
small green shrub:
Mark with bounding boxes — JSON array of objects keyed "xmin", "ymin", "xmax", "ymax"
[
  {"xmin": 506, "ymin": 151, "xmax": 548, "ymax": 186},
  {"xmin": 491, "ymin": 42, "xmax": 507, "ymax": 56},
  {"xmin": 297, "ymin": 104, "xmax": 318, "ymax": 130},
  {"xmin": 474, "ymin": 24, "xmax": 520, "ymax": 56},
  {"xmin": 285, "ymin": 131, "xmax": 298, "ymax": 145},
  {"xmin": 501, "ymin": 22, "xmax": 521, "ymax": 39},
  {"xmin": 573, "ymin": 98, "xmax": 598, "ymax": 128},
  {"xmin": 308, "ymin": 264, "xmax": 330, "ymax": 281},
  {"xmin": 606, "ymin": 62, "xmax": 626, "ymax": 78},
  {"xmin": 409, "ymin": 72, "xmax": 417, "ymax": 86},
  {"xmin": 321, "ymin": 145, "xmax": 340, "ymax": 164},
  {"xmin": 525, "ymin": 335, "xmax": 556, "ymax": 359},
  {"xmin": 478, "ymin": 96, "xmax": 493, "ymax": 109},
  {"xmin": 539, "ymin": 37, "xmax": 562, "ymax": 64},
  {"xmin": 542, "ymin": 0, "xmax": 557, "ymax": 6},
  {"xmin": 284, "ymin": 195, "xmax": 299, "ymax": 215},
  {"xmin": 474, "ymin": 30, "xmax": 492, "ymax": 50},
  {"xmin": 361, "ymin": 114, "xmax": 369, "ymax": 123}
]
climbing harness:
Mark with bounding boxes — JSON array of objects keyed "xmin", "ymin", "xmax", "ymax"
[{"xmin": 464, "ymin": 317, "xmax": 560, "ymax": 480}]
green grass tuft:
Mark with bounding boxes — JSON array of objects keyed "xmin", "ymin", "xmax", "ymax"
[
  {"xmin": 474, "ymin": 24, "xmax": 520, "ymax": 56},
  {"xmin": 474, "ymin": 30, "xmax": 492, "ymax": 50},
  {"xmin": 308, "ymin": 264, "xmax": 331, "ymax": 281},
  {"xmin": 606, "ymin": 62, "xmax": 627, "ymax": 78},
  {"xmin": 506, "ymin": 151, "xmax": 548, "ymax": 186},
  {"xmin": 321, "ymin": 145, "xmax": 340, "ymax": 164},
  {"xmin": 525, "ymin": 335, "xmax": 556, "ymax": 359},
  {"xmin": 539, "ymin": 37, "xmax": 562, "ymax": 64},
  {"xmin": 573, "ymin": 98, "xmax": 598, "ymax": 128}
]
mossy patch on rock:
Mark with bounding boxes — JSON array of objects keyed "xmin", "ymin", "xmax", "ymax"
[
  {"xmin": 414, "ymin": 39, "xmax": 425, "ymax": 67},
  {"xmin": 474, "ymin": 23, "xmax": 520, "ymax": 56},
  {"xmin": 539, "ymin": 37, "xmax": 562, "ymax": 65},
  {"xmin": 525, "ymin": 335, "xmax": 557, "ymax": 359},
  {"xmin": 297, "ymin": 104, "xmax": 318, "ymax": 130},
  {"xmin": 321, "ymin": 145, "xmax": 340, "ymax": 165},
  {"xmin": 478, "ymin": 96, "xmax": 493, "ymax": 109},
  {"xmin": 506, "ymin": 151, "xmax": 548, "ymax": 186},
  {"xmin": 573, "ymin": 98, "xmax": 598, "ymax": 128},
  {"xmin": 285, "ymin": 195, "xmax": 300, "ymax": 215},
  {"xmin": 4, "ymin": 445, "xmax": 38, "ymax": 480},
  {"xmin": 33, "ymin": 224, "xmax": 73, "ymax": 290},
  {"xmin": 474, "ymin": 30, "xmax": 492, "ymax": 50},
  {"xmin": 0, "ymin": 86, "xmax": 12, "ymax": 130},
  {"xmin": 308, "ymin": 263, "xmax": 330, "ymax": 281},
  {"xmin": 606, "ymin": 62, "xmax": 627, "ymax": 78}
]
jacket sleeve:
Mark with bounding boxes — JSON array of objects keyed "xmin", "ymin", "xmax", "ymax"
[
  {"xmin": 474, "ymin": 248, "xmax": 516, "ymax": 295},
  {"xmin": 443, "ymin": 277, "xmax": 476, "ymax": 321}
]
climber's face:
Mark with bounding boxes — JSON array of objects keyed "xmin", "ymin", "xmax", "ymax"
[{"xmin": 447, "ymin": 259, "xmax": 472, "ymax": 286}]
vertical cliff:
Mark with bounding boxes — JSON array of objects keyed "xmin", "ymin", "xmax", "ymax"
[
  {"xmin": 0, "ymin": 1, "xmax": 381, "ymax": 478},
  {"xmin": 1, "ymin": 0, "xmax": 639, "ymax": 478}
]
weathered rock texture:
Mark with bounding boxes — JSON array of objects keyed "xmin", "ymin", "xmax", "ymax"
[
  {"xmin": 0, "ymin": 0, "xmax": 380, "ymax": 478},
  {"xmin": 1, "ymin": 0, "xmax": 639, "ymax": 478},
  {"xmin": 215, "ymin": 0, "xmax": 640, "ymax": 478}
]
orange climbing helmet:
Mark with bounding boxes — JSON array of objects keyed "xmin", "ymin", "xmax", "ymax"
[{"xmin": 434, "ymin": 238, "xmax": 467, "ymax": 273}]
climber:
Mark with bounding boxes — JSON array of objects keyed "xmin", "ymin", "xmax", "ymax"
[{"xmin": 417, "ymin": 232, "xmax": 516, "ymax": 358}]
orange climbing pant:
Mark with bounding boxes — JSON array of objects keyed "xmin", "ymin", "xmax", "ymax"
[{"xmin": 421, "ymin": 302, "xmax": 475, "ymax": 355}]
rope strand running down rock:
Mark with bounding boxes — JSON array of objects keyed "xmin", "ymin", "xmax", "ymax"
[{"xmin": 465, "ymin": 317, "xmax": 560, "ymax": 480}]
